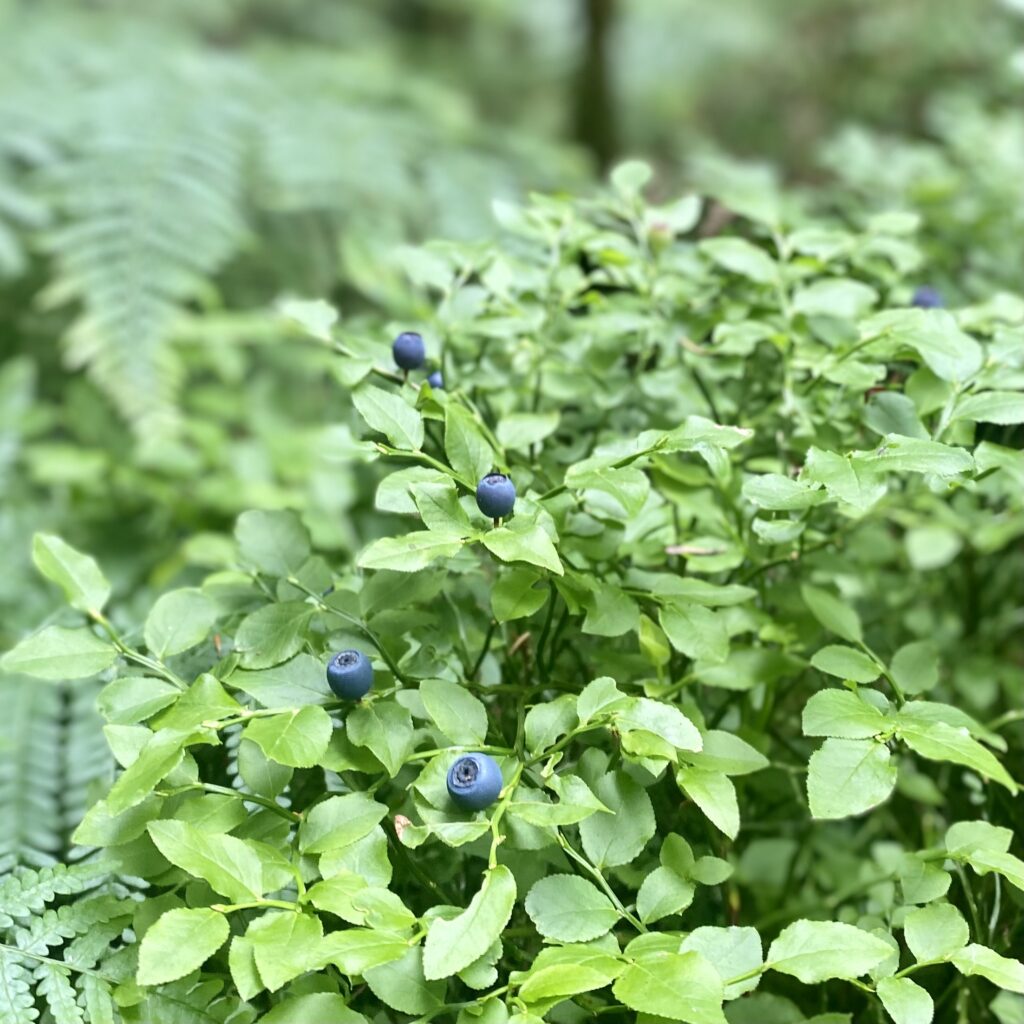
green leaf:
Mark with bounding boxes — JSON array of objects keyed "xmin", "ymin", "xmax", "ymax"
[
  {"xmin": 636, "ymin": 867, "xmax": 695, "ymax": 924},
  {"xmin": 260, "ymin": 994, "xmax": 365, "ymax": 1024},
  {"xmin": 1, "ymin": 625, "xmax": 117, "ymax": 680},
  {"xmin": 347, "ymin": 701, "xmax": 414, "ymax": 776},
  {"xmin": 659, "ymin": 604, "xmax": 729, "ymax": 664},
  {"xmin": 579, "ymin": 770, "xmax": 656, "ymax": 868},
  {"xmin": 767, "ymin": 920, "xmax": 895, "ymax": 982},
  {"xmin": 491, "ymin": 568, "xmax": 549, "ymax": 622},
  {"xmin": 524, "ymin": 875, "xmax": 619, "ymax": 941},
  {"xmin": 412, "ymin": 480, "xmax": 473, "ymax": 535},
  {"xmin": 517, "ymin": 945, "xmax": 623, "ymax": 1003},
  {"xmin": 481, "ymin": 524, "xmax": 563, "ymax": 575},
  {"xmin": 144, "ymin": 588, "xmax": 217, "ymax": 658},
  {"xmin": 904, "ymin": 903, "xmax": 968, "ymax": 963},
  {"xmin": 299, "ymin": 793, "xmax": 388, "ymax": 854},
  {"xmin": 365, "ymin": 947, "xmax": 445, "ymax": 1015},
  {"xmin": 802, "ymin": 689, "xmax": 888, "ymax": 739},
  {"xmin": 794, "ymin": 277, "xmax": 878, "ymax": 319},
  {"xmin": 890, "ymin": 642, "xmax": 939, "ymax": 695},
  {"xmin": 861, "ymin": 308, "xmax": 983, "ymax": 382},
  {"xmin": 854, "ymin": 434, "xmax": 973, "ymax": 477},
  {"xmin": 613, "ymin": 951, "xmax": 726, "ymax": 1024},
  {"xmin": 423, "ymin": 865, "xmax": 517, "ymax": 980},
  {"xmin": 244, "ymin": 706, "xmax": 332, "ymax": 768},
  {"xmin": 496, "ymin": 412, "xmax": 560, "ymax": 451},
  {"xmin": 681, "ymin": 927, "xmax": 763, "ymax": 999},
  {"xmin": 32, "ymin": 533, "xmax": 110, "ymax": 613},
  {"xmin": 810, "ymin": 645, "xmax": 882, "ymax": 682},
  {"xmin": 952, "ymin": 391, "xmax": 1024, "ymax": 425},
  {"xmin": 952, "ymin": 944, "xmax": 1024, "ymax": 993},
  {"xmin": 577, "ymin": 676, "xmax": 630, "ymax": 724},
  {"xmin": 358, "ymin": 530, "xmax": 466, "ymax": 572},
  {"xmin": 97, "ymin": 675, "xmax": 180, "ymax": 724},
  {"xmin": 235, "ymin": 601, "xmax": 314, "ymax": 669},
  {"xmin": 249, "ymin": 911, "xmax": 324, "ymax": 992},
  {"xmin": 232, "ymin": 654, "xmax": 331, "ymax": 707},
  {"xmin": 420, "ymin": 678, "xmax": 488, "ymax": 746},
  {"xmin": 801, "ymin": 584, "xmax": 863, "ymax": 643},
  {"xmin": 565, "ymin": 461, "xmax": 650, "ymax": 517},
  {"xmin": 896, "ymin": 713, "xmax": 1017, "ymax": 792},
  {"xmin": 318, "ymin": 929, "xmax": 410, "ymax": 976},
  {"xmin": 147, "ymin": 819, "xmax": 264, "ymax": 902},
  {"xmin": 136, "ymin": 908, "xmax": 229, "ymax": 986},
  {"xmin": 686, "ymin": 730, "xmax": 769, "ymax": 776},
  {"xmin": 807, "ymin": 738, "xmax": 897, "ymax": 819},
  {"xmin": 524, "ymin": 695, "xmax": 577, "ymax": 755},
  {"xmin": 235, "ymin": 509, "xmax": 311, "ymax": 578},
  {"xmin": 700, "ymin": 237, "xmax": 778, "ymax": 284},
  {"xmin": 445, "ymin": 404, "xmax": 494, "ymax": 483},
  {"xmin": 106, "ymin": 728, "xmax": 191, "ymax": 814},
  {"xmin": 876, "ymin": 977, "xmax": 934, "ymax": 1024},
  {"xmin": 676, "ymin": 768, "xmax": 739, "ymax": 839},
  {"xmin": 353, "ymin": 383, "xmax": 424, "ymax": 450},
  {"xmin": 742, "ymin": 474, "xmax": 826, "ymax": 511},
  {"xmin": 616, "ymin": 698, "xmax": 702, "ymax": 753}
]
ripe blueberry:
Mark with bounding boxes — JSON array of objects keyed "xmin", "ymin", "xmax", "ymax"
[
  {"xmin": 476, "ymin": 473, "xmax": 516, "ymax": 520},
  {"xmin": 446, "ymin": 753, "xmax": 503, "ymax": 811},
  {"xmin": 427, "ymin": 370, "xmax": 444, "ymax": 389},
  {"xmin": 392, "ymin": 331, "xmax": 426, "ymax": 370},
  {"xmin": 912, "ymin": 286, "xmax": 943, "ymax": 309},
  {"xmin": 326, "ymin": 649, "xmax": 374, "ymax": 700}
]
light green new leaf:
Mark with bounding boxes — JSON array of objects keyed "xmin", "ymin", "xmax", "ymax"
[
  {"xmin": 613, "ymin": 951, "xmax": 726, "ymax": 1024},
  {"xmin": 249, "ymin": 911, "xmax": 324, "ymax": 992},
  {"xmin": 245, "ymin": 706, "xmax": 332, "ymax": 768},
  {"xmin": 496, "ymin": 411, "xmax": 560, "ymax": 451},
  {"xmin": 32, "ymin": 533, "xmax": 110, "ymax": 613},
  {"xmin": 615, "ymin": 697, "xmax": 702, "ymax": 753},
  {"xmin": 701, "ymin": 237, "xmax": 779, "ymax": 284},
  {"xmin": 144, "ymin": 588, "xmax": 217, "ymax": 658},
  {"xmin": 810, "ymin": 645, "xmax": 882, "ymax": 682},
  {"xmin": 807, "ymin": 739, "xmax": 896, "ymax": 819},
  {"xmin": 767, "ymin": 920, "xmax": 895, "ymax": 982},
  {"xmin": 137, "ymin": 908, "xmax": 229, "ymax": 986},
  {"xmin": 525, "ymin": 875, "xmax": 619, "ymax": 941},
  {"xmin": 876, "ymin": 976, "xmax": 934, "ymax": 1024},
  {"xmin": 518, "ymin": 945, "xmax": 623, "ymax": 1003},
  {"xmin": 2, "ymin": 625, "xmax": 117, "ymax": 680},
  {"xmin": 358, "ymin": 531, "xmax": 466, "ymax": 572},
  {"xmin": 637, "ymin": 867, "xmax": 695, "ymax": 924},
  {"xmin": 952, "ymin": 391, "xmax": 1024, "ymax": 425},
  {"xmin": 148, "ymin": 819, "xmax": 264, "ymax": 902},
  {"xmin": 353, "ymin": 384, "xmax": 423, "ymax": 450},
  {"xmin": 420, "ymin": 678, "xmax": 488, "ymax": 746},
  {"xmin": 681, "ymin": 926, "xmax": 763, "ymax": 999},
  {"xmin": 904, "ymin": 903, "xmax": 968, "ymax": 963},
  {"xmin": 676, "ymin": 768, "xmax": 739, "ymax": 839},
  {"xmin": 423, "ymin": 866, "xmax": 517, "ymax": 980},
  {"xmin": 481, "ymin": 524, "xmax": 563, "ymax": 575},
  {"xmin": 365, "ymin": 946, "xmax": 445, "ymax": 1015},
  {"xmin": 855, "ymin": 434, "xmax": 973, "ymax": 477},
  {"xmin": 952, "ymin": 944, "xmax": 1024, "ymax": 993},
  {"xmin": 802, "ymin": 689, "xmax": 888, "ymax": 739},
  {"xmin": 105, "ymin": 728, "xmax": 193, "ymax": 814},
  {"xmin": 896, "ymin": 715, "xmax": 1017, "ymax": 792},
  {"xmin": 260, "ymin": 994, "xmax": 365, "ymax": 1024}
]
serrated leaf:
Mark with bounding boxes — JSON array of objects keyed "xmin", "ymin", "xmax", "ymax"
[
  {"xmin": 423, "ymin": 866, "xmax": 517, "ymax": 980},
  {"xmin": 148, "ymin": 819, "xmax": 264, "ymax": 902},
  {"xmin": 525, "ymin": 875, "xmax": 619, "ymax": 941},
  {"xmin": 420, "ymin": 678, "xmax": 488, "ymax": 746},
  {"xmin": 481, "ymin": 524, "xmax": 563, "ymax": 575},
  {"xmin": 353, "ymin": 384, "xmax": 423, "ymax": 450},
  {"xmin": 32, "ymin": 533, "xmax": 110, "ymax": 613},
  {"xmin": 136, "ymin": 908, "xmax": 229, "ymax": 986},
  {"xmin": 244, "ymin": 706, "xmax": 332, "ymax": 768},
  {"xmin": 144, "ymin": 588, "xmax": 217, "ymax": 658},
  {"xmin": 2, "ymin": 626, "xmax": 117, "ymax": 680},
  {"xmin": 613, "ymin": 951, "xmax": 726, "ymax": 1024},
  {"xmin": 767, "ymin": 920, "xmax": 894, "ymax": 982},
  {"xmin": 807, "ymin": 738, "xmax": 897, "ymax": 819}
]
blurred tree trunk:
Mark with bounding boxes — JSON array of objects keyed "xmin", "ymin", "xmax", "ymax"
[{"xmin": 573, "ymin": 0, "xmax": 618, "ymax": 170}]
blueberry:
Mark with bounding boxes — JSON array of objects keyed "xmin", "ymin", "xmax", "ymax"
[
  {"xmin": 392, "ymin": 331, "xmax": 426, "ymax": 370},
  {"xmin": 427, "ymin": 370, "xmax": 444, "ymax": 389},
  {"xmin": 326, "ymin": 649, "xmax": 374, "ymax": 700},
  {"xmin": 912, "ymin": 286, "xmax": 943, "ymax": 309},
  {"xmin": 476, "ymin": 473, "xmax": 516, "ymax": 520},
  {"xmin": 446, "ymin": 753, "xmax": 503, "ymax": 811}
]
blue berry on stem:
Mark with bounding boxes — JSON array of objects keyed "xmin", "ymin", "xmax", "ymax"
[
  {"xmin": 476, "ymin": 472, "xmax": 516, "ymax": 521},
  {"xmin": 427, "ymin": 370, "xmax": 444, "ymax": 389},
  {"xmin": 447, "ymin": 753, "xmax": 504, "ymax": 811},
  {"xmin": 392, "ymin": 331, "xmax": 426, "ymax": 371},
  {"xmin": 326, "ymin": 649, "xmax": 374, "ymax": 700},
  {"xmin": 912, "ymin": 286, "xmax": 943, "ymax": 309}
]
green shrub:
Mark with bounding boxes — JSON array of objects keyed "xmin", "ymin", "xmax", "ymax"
[{"xmin": 3, "ymin": 164, "xmax": 1023, "ymax": 1023}]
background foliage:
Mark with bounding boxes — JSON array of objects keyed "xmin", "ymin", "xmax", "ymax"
[{"xmin": 0, "ymin": 1, "xmax": 1022, "ymax": 1022}]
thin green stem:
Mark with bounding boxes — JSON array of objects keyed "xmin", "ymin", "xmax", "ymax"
[
  {"xmin": 0, "ymin": 942, "xmax": 111, "ymax": 980},
  {"xmin": 159, "ymin": 782, "xmax": 302, "ymax": 822},
  {"xmin": 557, "ymin": 830, "xmax": 647, "ymax": 933},
  {"xmin": 489, "ymin": 763, "xmax": 524, "ymax": 868},
  {"xmin": 211, "ymin": 899, "xmax": 300, "ymax": 913}
]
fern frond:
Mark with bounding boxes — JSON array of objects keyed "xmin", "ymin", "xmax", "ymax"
[
  {"xmin": 0, "ymin": 948, "xmax": 35, "ymax": 1024},
  {"xmin": 39, "ymin": 67, "xmax": 252, "ymax": 438},
  {"xmin": 35, "ymin": 962, "xmax": 85, "ymax": 1024}
]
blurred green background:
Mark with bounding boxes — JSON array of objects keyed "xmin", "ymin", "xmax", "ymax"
[{"xmin": 0, "ymin": 0, "xmax": 1022, "ymax": 865}]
